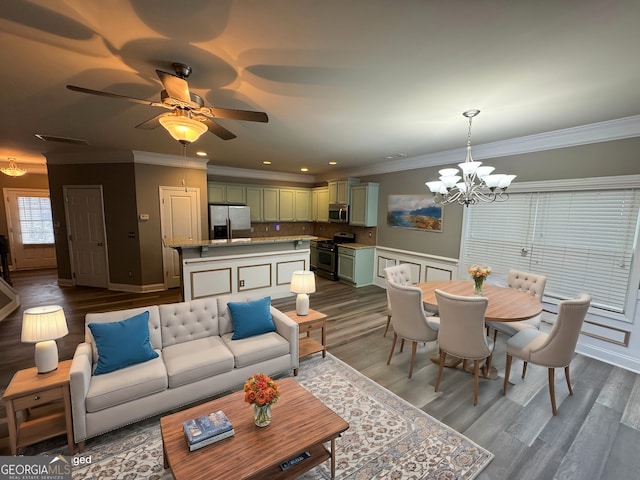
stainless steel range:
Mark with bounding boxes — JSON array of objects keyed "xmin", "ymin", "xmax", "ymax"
[{"xmin": 314, "ymin": 232, "xmax": 356, "ymax": 280}]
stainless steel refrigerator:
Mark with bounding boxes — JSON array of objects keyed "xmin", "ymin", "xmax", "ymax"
[{"xmin": 209, "ymin": 204, "xmax": 251, "ymax": 240}]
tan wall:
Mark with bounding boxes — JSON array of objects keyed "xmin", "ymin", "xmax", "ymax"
[{"xmin": 360, "ymin": 136, "xmax": 640, "ymax": 259}]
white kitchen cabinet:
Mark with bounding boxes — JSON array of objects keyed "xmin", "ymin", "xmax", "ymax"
[
  {"xmin": 337, "ymin": 246, "xmax": 375, "ymax": 287},
  {"xmin": 294, "ymin": 189, "xmax": 311, "ymax": 221},
  {"xmin": 349, "ymin": 182, "xmax": 379, "ymax": 227},
  {"xmin": 328, "ymin": 178, "xmax": 360, "ymax": 204},
  {"xmin": 246, "ymin": 186, "xmax": 263, "ymax": 221},
  {"xmin": 263, "ymin": 188, "xmax": 280, "ymax": 221},
  {"xmin": 207, "ymin": 183, "xmax": 246, "ymax": 204},
  {"xmin": 312, "ymin": 187, "xmax": 329, "ymax": 222},
  {"xmin": 279, "ymin": 189, "xmax": 295, "ymax": 221}
]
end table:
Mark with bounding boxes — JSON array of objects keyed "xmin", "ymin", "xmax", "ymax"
[
  {"xmin": 2, "ymin": 359, "xmax": 75, "ymax": 455},
  {"xmin": 285, "ymin": 309, "xmax": 327, "ymax": 375}
]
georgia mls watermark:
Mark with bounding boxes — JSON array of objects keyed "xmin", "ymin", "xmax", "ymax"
[{"xmin": 0, "ymin": 455, "xmax": 92, "ymax": 480}]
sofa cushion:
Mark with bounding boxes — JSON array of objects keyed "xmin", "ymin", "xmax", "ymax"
[
  {"xmin": 88, "ymin": 311, "xmax": 159, "ymax": 375},
  {"xmin": 85, "ymin": 352, "xmax": 167, "ymax": 412},
  {"xmin": 222, "ymin": 331, "xmax": 290, "ymax": 368},
  {"xmin": 160, "ymin": 298, "xmax": 219, "ymax": 348},
  {"xmin": 162, "ymin": 336, "xmax": 235, "ymax": 388},
  {"xmin": 228, "ymin": 296, "xmax": 275, "ymax": 340}
]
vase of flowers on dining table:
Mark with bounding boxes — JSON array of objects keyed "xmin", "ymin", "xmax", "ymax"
[{"xmin": 468, "ymin": 264, "xmax": 491, "ymax": 295}]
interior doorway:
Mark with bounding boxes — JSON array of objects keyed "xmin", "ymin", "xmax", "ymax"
[
  {"xmin": 63, "ymin": 185, "xmax": 109, "ymax": 288},
  {"xmin": 159, "ymin": 186, "xmax": 201, "ymax": 289},
  {"xmin": 3, "ymin": 188, "xmax": 57, "ymax": 270}
]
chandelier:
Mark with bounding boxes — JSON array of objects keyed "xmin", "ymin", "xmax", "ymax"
[
  {"xmin": 425, "ymin": 110, "xmax": 515, "ymax": 206},
  {"xmin": 159, "ymin": 110, "xmax": 208, "ymax": 145},
  {"xmin": 1, "ymin": 158, "xmax": 27, "ymax": 177}
]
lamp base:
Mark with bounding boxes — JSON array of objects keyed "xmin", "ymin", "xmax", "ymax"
[
  {"xmin": 34, "ymin": 340, "xmax": 59, "ymax": 374},
  {"xmin": 296, "ymin": 293, "xmax": 310, "ymax": 316}
]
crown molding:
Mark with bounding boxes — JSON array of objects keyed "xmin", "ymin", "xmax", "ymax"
[
  {"xmin": 343, "ymin": 114, "xmax": 640, "ymax": 178},
  {"xmin": 132, "ymin": 150, "xmax": 208, "ymax": 170},
  {"xmin": 207, "ymin": 164, "xmax": 316, "ymax": 184}
]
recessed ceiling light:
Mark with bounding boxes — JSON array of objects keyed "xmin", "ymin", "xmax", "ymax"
[
  {"xmin": 300, "ymin": 167, "xmax": 309, "ymax": 172},
  {"xmin": 328, "ymin": 161, "xmax": 337, "ymax": 165},
  {"xmin": 262, "ymin": 161, "xmax": 272, "ymax": 165},
  {"xmin": 196, "ymin": 151, "xmax": 207, "ymax": 157}
]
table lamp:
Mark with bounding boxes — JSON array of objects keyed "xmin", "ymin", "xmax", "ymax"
[
  {"xmin": 290, "ymin": 271, "xmax": 316, "ymax": 316},
  {"xmin": 21, "ymin": 305, "xmax": 69, "ymax": 373}
]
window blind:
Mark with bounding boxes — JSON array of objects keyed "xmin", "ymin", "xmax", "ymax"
[
  {"xmin": 17, "ymin": 196, "xmax": 54, "ymax": 244},
  {"xmin": 462, "ymin": 188, "xmax": 640, "ymax": 314}
]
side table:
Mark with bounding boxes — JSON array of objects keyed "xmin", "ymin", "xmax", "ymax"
[
  {"xmin": 285, "ymin": 309, "xmax": 327, "ymax": 375},
  {"xmin": 2, "ymin": 359, "xmax": 75, "ymax": 455}
]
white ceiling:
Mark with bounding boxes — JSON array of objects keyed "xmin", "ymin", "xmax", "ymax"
[{"xmin": 1, "ymin": 0, "xmax": 639, "ymax": 178}]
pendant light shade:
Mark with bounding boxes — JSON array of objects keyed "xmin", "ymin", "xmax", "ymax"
[
  {"xmin": 1, "ymin": 158, "xmax": 27, "ymax": 177},
  {"xmin": 159, "ymin": 115, "xmax": 208, "ymax": 145}
]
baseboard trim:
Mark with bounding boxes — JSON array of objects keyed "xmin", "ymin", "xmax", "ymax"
[{"xmin": 108, "ymin": 282, "xmax": 166, "ymax": 293}]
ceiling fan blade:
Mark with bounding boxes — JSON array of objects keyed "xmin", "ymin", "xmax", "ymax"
[
  {"xmin": 134, "ymin": 113, "xmax": 163, "ymax": 130},
  {"xmin": 156, "ymin": 70, "xmax": 191, "ymax": 104},
  {"xmin": 66, "ymin": 85, "xmax": 168, "ymax": 109},
  {"xmin": 207, "ymin": 107, "xmax": 269, "ymax": 123},
  {"xmin": 204, "ymin": 118, "xmax": 237, "ymax": 140}
]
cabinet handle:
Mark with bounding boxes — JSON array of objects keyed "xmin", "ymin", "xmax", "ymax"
[{"xmin": 34, "ymin": 395, "xmax": 40, "ymax": 400}]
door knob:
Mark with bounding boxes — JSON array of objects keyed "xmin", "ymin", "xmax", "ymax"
[{"xmin": 97, "ymin": 242, "xmax": 103, "ymax": 246}]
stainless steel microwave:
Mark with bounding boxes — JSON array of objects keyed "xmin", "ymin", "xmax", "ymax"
[{"xmin": 328, "ymin": 203, "xmax": 349, "ymax": 223}]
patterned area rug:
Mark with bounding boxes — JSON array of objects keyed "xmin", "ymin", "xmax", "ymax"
[{"xmin": 27, "ymin": 354, "xmax": 493, "ymax": 479}]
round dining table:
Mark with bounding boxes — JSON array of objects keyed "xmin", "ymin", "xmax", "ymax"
[
  {"xmin": 417, "ymin": 280, "xmax": 542, "ymax": 322},
  {"xmin": 417, "ymin": 280, "xmax": 542, "ymax": 378}
]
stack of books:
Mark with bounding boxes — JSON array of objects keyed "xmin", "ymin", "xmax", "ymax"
[{"xmin": 183, "ymin": 410, "xmax": 234, "ymax": 451}]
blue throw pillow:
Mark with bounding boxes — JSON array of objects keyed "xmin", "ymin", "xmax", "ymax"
[
  {"xmin": 88, "ymin": 311, "xmax": 159, "ymax": 375},
  {"xmin": 228, "ymin": 297, "xmax": 275, "ymax": 340}
]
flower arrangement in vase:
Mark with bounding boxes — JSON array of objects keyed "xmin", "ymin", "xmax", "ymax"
[
  {"xmin": 468, "ymin": 264, "xmax": 491, "ymax": 295},
  {"xmin": 244, "ymin": 373, "xmax": 280, "ymax": 427}
]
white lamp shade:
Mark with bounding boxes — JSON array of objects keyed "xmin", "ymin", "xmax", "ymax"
[
  {"xmin": 290, "ymin": 270, "xmax": 316, "ymax": 294},
  {"xmin": 159, "ymin": 115, "xmax": 208, "ymax": 144},
  {"xmin": 22, "ymin": 305, "xmax": 68, "ymax": 343}
]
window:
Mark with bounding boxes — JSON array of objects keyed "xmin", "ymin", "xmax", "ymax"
[
  {"xmin": 17, "ymin": 196, "xmax": 54, "ymax": 244},
  {"xmin": 461, "ymin": 180, "xmax": 640, "ymax": 317}
]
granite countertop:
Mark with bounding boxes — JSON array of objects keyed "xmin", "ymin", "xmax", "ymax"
[
  {"xmin": 338, "ymin": 243, "xmax": 375, "ymax": 250},
  {"xmin": 165, "ymin": 235, "xmax": 317, "ymax": 248}
]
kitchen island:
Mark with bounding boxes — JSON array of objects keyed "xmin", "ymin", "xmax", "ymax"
[{"xmin": 166, "ymin": 236, "xmax": 315, "ymax": 301}]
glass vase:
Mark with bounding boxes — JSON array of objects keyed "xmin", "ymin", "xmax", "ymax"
[
  {"xmin": 473, "ymin": 276, "xmax": 485, "ymax": 295},
  {"xmin": 253, "ymin": 403, "xmax": 271, "ymax": 427}
]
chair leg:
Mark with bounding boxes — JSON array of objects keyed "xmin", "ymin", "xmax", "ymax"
[
  {"xmin": 387, "ymin": 334, "xmax": 398, "ymax": 365},
  {"xmin": 522, "ymin": 361, "xmax": 528, "ymax": 378},
  {"xmin": 503, "ymin": 355, "xmax": 512, "ymax": 395},
  {"xmin": 493, "ymin": 328, "xmax": 498, "ymax": 343},
  {"xmin": 485, "ymin": 353, "xmax": 493, "ymax": 374},
  {"xmin": 384, "ymin": 314, "xmax": 391, "ymax": 337},
  {"xmin": 564, "ymin": 366, "xmax": 573, "ymax": 396},
  {"xmin": 462, "ymin": 359, "xmax": 468, "ymax": 371},
  {"xmin": 473, "ymin": 359, "xmax": 480, "ymax": 406},
  {"xmin": 400, "ymin": 339, "xmax": 405, "ymax": 352},
  {"xmin": 409, "ymin": 341, "xmax": 417, "ymax": 378},
  {"xmin": 435, "ymin": 350, "xmax": 446, "ymax": 392},
  {"xmin": 548, "ymin": 368, "xmax": 558, "ymax": 415}
]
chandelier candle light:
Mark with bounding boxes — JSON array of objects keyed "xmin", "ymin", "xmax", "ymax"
[{"xmin": 425, "ymin": 110, "xmax": 516, "ymax": 206}]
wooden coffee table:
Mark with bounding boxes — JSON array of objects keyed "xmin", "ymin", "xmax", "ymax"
[{"xmin": 160, "ymin": 378, "xmax": 349, "ymax": 480}]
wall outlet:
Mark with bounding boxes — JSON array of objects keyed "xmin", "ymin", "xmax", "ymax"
[
  {"xmin": 240, "ymin": 280, "xmax": 245, "ymax": 287},
  {"xmin": 275, "ymin": 224, "xmax": 280, "ymax": 231}
]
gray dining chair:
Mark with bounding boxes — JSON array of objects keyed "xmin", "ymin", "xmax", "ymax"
[
  {"xmin": 383, "ymin": 264, "xmax": 414, "ymax": 337},
  {"xmin": 487, "ymin": 269, "xmax": 546, "ymax": 341},
  {"xmin": 386, "ymin": 279, "xmax": 439, "ymax": 378},
  {"xmin": 434, "ymin": 289, "xmax": 493, "ymax": 406},
  {"xmin": 503, "ymin": 293, "xmax": 591, "ymax": 415}
]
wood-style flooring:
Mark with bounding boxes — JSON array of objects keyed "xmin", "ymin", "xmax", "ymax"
[{"xmin": 1, "ymin": 269, "xmax": 639, "ymax": 479}]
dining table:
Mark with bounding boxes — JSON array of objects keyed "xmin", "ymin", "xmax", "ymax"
[{"xmin": 417, "ymin": 280, "xmax": 542, "ymax": 378}]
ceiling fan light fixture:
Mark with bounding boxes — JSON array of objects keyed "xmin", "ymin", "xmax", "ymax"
[
  {"xmin": 1, "ymin": 158, "xmax": 27, "ymax": 177},
  {"xmin": 159, "ymin": 115, "xmax": 208, "ymax": 145}
]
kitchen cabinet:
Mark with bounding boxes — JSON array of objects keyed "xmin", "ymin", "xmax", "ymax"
[
  {"xmin": 328, "ymin": 178, "xmax": 360, "ymax": 204},
  {"xmin": 279, "ymin": 189, "xmax": 295, "ymax": 221},
  {"xmin": 294, "ymin": 189, "xmax": 311, "ymax": 221},
  {"xmin": 207, "ymin": 183, "xmax": 246, "ymax": 204},
  {"xmin": 263, "ymin": 188, "xmax": 279, "ymax": 221},
  {"xmin": 310, "ymin": 240, "xmax": 318, "ymax": 269},
  {"xmin": 349, "ymin": 182, "xmax": 379, "ymax": 227},
  {"xmin": 312, "ymin": 187, "xmax": 329, "ymax": 222},
  {"xmin": 246, "ymin": 186, "xmax": 263, "ymax": 221},
  {"xmin": 337, "ymin": 246, "xmax": 375, "ymax": 287}
]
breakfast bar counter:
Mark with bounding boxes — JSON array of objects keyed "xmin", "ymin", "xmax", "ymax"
[{"xmin": 166, "ymin": 236, "xmax": 315, "ymax": 301}]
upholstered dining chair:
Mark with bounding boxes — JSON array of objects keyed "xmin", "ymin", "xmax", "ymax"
[
  {"xmin": 434, "ymin": 289, "xmax": 493, "ymax": 406},
  {"xmin": 487, "ymin": 269, "xmax": 547, "ymax": 341},
  {"xmin": 503, "ymin": 293, "xmax": 591, "ymax": 415},
  {"xmin": 385, "ymin": 279, "xmax": 439, "ymax": 378},
  {"xmin": 383, "ymin": 264, "xmax": 414, "ymax": 337}
]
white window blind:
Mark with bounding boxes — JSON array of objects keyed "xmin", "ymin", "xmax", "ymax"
[
  {"xmin": 17, "ymin": 196, "xmax": 54, "ymax": 244},
  {"xmin": 462, "ymin": 188, "xmax": 640, "ymax": 314}
]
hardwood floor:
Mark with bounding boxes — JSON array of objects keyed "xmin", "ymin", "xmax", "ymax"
[{"xmin": 1, "ymin": 269, "xmax": 639, "ymax": 479}]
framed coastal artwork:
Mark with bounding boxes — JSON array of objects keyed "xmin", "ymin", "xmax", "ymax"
[{"xmin": 387, "ymin": 195, "xmax": 443, "ymax": 232}]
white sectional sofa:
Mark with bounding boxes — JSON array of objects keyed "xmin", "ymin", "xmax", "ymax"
[{"xmin": 69, "ymin": 295, "xmax": 299, "ymax": 447}]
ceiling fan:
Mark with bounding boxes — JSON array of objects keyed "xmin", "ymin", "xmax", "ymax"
[{"xmin": 67, "ymin": 63, "xmax": 268, "ymax": 142}]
